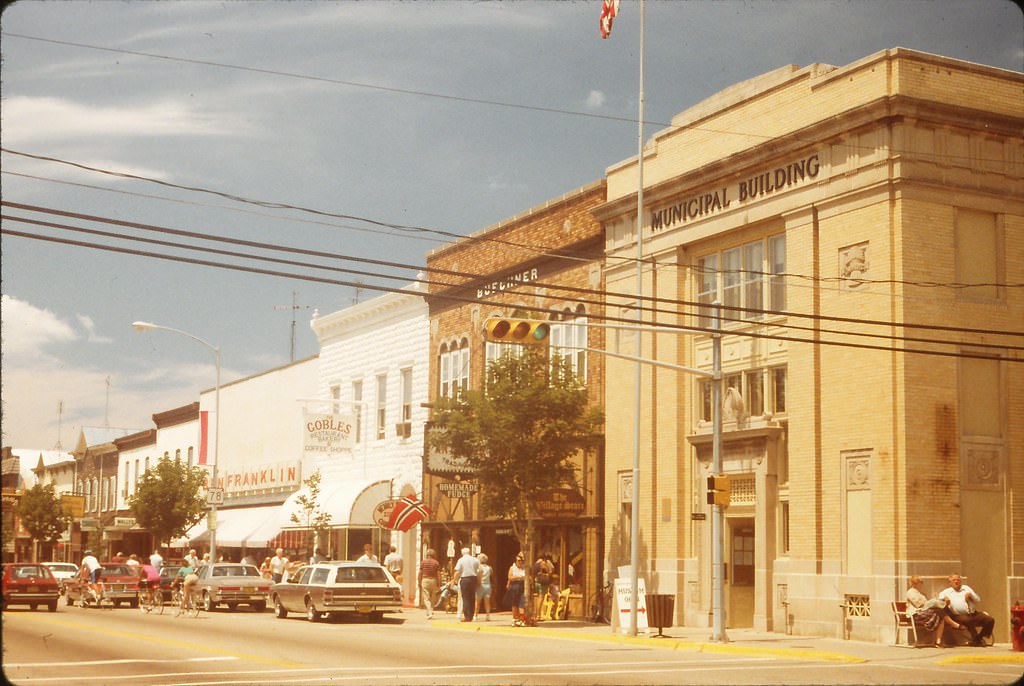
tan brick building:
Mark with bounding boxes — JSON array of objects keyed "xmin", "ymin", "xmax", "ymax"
[
  {"xmin": 594, "ymin": 48, "xmax": 1022, "ymax": 641},
  {"xmin": 423, "ymin": 181, "xmax": 607, "ymax": 616}
]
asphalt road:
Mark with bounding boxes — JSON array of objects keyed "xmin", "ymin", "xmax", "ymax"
[{"xmin": 3, "ymin": 603, "xmax": 1022, "ymax": 685}]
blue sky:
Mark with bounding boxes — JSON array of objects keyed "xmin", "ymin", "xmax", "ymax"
[{"xmin": 2, "ymin": 0, "xmax": 1021, "ymax": 448}]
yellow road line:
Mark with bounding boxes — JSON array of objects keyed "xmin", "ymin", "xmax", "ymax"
[{"xmin": 9, "ymin": 613, "xmax": 305, "ymax": 668}]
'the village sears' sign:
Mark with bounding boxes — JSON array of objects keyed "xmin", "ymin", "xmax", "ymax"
[{"xmin": 303, "ymin": 411, "xmax": 356, "ymax": 453}]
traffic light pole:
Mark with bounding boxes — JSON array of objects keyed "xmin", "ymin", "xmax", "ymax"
[{"xmin": 710, "ymin": 304, "xmax": 728, "ymax": 643}]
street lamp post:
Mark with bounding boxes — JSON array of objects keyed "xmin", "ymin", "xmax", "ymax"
[{"xmin": 132, "ymin": 321, "xmax": 220, "ymax": 565}]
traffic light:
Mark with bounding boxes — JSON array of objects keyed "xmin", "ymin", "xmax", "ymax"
[
  {"xmin": 484, "ymin": 318, "xmax": 551, "ymax": 345},
  {"xmin": 706, "ymin": 474, "xmax": 731, "ymax": 508}
]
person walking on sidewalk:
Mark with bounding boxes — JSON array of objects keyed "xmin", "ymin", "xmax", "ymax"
[
  {"xmin": 418, "ymin": 549, "xmax": 441, "ymax": 619},
  {"xmin": 475, "ymin": 553, "xmax": 493, "ymax": 621},
  {"xmin": 505, "ymin": 553, "xmax": 527, "ymax": 626},
  {"xmin": 450, "ymin": 547, "xmax": 481, "ymax": 622}
]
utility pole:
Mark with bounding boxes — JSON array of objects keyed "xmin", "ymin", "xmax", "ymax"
[{"xmin": 274, "ymin": 291, "xmax": 310, "ymax": 363}]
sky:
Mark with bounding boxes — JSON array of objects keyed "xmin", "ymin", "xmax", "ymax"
[{"xmin": 2, "ymin": 0, "xmax": 1022, "ymax": 450}]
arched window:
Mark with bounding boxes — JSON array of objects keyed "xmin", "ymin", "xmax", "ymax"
[{"xmin": 439, "ymin": 338, "xmax": 470, "ymax": 398}]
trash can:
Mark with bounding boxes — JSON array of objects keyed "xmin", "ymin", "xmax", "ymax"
[
  {"xmin": 1011, "ymin": 603, "xmax": 1024, "ymax": 652},
  {"xmin": 645, "ymin": 593, "xmax": 675, "ymax": 638}
]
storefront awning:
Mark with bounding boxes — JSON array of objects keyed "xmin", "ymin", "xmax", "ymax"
[
  {"xmin": 280, "ymin": 478, "xmax": 392, "ymax": 529},
  {"xmin": 171, "ymin": 517, "xmax": 210, "ymax": 548},
  {"xmin": 212, "ymin": 506, "xmax": 283, "ymax": 548}
]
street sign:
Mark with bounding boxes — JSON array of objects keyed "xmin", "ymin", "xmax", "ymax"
[
  {"xmin": 61, "ymin": 494, "xmax": 85, "ymax": 518},
  {"xmin": 206, "ymin": 487, "xmax": 224, "ymax": 506}
]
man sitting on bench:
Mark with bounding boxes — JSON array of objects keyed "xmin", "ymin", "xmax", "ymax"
[{"xmin": 939, "ymin": 573, "xmax": 995, "ymax": 646}]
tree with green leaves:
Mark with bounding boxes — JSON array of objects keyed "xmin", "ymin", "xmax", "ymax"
[
  {"xmin": 17, "ymin": 483, "xmax": 71, "ymax": 561},
  {"xmin": 129, "ymin": 456, "xmax": 208, "ymax": 549},
  {"xmin": 428, "ymin": 347, "xmax": 603, "ymax": 619},
  {"xmin": 290, "ymin": 469, "xmax": 332, "ymax": 556}
]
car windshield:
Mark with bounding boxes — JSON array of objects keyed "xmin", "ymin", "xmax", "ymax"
[
  {"xmin": 100, "ymin": 565, "xmax": 133, "ymax": 577},
  {"xmin": 11, "ymin": 565, "xmax": 49, "ymax": 579},
  {"xmin": 334, "ymin": 567, "xmax": 388, "ymax": 583},
  {"xmin": 211, "ymin": 565, "xmax": 259, "ymax": 577},
  {"xmin": 46, "ymin": 564, "xmax": 77, "ymax": 573},
  {"xmin": 160, "ymin": 567, "xmax": 181, "ymax": 579}
]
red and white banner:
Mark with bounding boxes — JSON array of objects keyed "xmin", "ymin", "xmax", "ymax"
[
  {"xmin": 387, "ymin": 495, "xmax": 432, "ymax": 532},
  {"xmin": 599, "ymin": 0, "xmax": 620, "ymax": 39},
  {"xmin": 198, "ymin": 410, "xmax": 216, "ymax": 465}
]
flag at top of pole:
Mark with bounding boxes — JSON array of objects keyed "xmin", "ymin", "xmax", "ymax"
[{"xmin": 600, "ymin": 0, "xmax": 620, "ymax": 39}]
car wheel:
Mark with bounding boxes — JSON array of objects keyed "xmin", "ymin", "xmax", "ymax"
[
  {"xmin": 273, "ymin": 596, "xmax": 288, "ymax": 619},
  {"xmin": 252, "ymin": 601, "xmax": 266, "ymax": 612},
  {"xmin": 305, "ymin": 600, "xmax": 321, "ymax": 622},
  {"xmin": 227, "ymin": 603, "xmax": 238, "ymax": 611},
  {"xmin": 203, "ymin": 593, "xmax": 215, "ymax": 612},
  {"xmin": 368, "ymin": 611, "xmax": 384, "ymax": 622},
  {"xmin": 129, "ymin": 599, "xmax": 139, "ymax": 609},
  {"xmin": 48, "ymin": 601, "xmax": 57, "ymax": 613},
  {"xmin": 66, "ymin": 593, "xmax": 74, "ymax": 606}
]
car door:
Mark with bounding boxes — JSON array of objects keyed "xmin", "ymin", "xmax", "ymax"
[
  {"xmin": 308, "ymin": 566, "xmax": 330, "ymax": 608},
  {"xmin": 280, "ymin": 566, "xmax": 311, "ymax": 612}
]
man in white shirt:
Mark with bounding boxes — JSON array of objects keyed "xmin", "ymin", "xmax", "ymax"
[
  {"xmin": 149, "ymin": 549, "xmax": 164, "ymax": 571},
  {"xmin": 383, "ymin": 546, "xmax": 403, "ymax": 583},
  {"xmin": 451, "ymin": 547, "xmax": 481, "ymax": 623},
  {"xmin": 357, "ymin": 543, "xmax": 378, "ymax": 563},
  {"xmin": 270, "ymin": 548, "xmax": 289, "ymax": 583},
  {"xmin": 938, "ymin": 573, "xmax": 995, "ymax": 645}
]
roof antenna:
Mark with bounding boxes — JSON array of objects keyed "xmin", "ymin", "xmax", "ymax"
[{"xmin": 274, "ymin": 291, "xmax": 311, "ymax": 363}]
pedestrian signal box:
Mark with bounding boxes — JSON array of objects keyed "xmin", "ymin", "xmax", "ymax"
[
  {"xmin": 484, "ymin": 318, "xmax": 551, "ymax": 345},
  {"xmin": 706, "ymin": 474, "xmax": 731, "ymax": 508}
]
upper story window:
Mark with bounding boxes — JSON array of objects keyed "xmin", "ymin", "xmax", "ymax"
[
  {"xmin": 352, "ymin": 380, "xmax": 363, "ymax": 443},
  {"xmin": 375, "ymin": 373, "xmax": 387, "ymax": 440},
  {"xmin": 400, "ymin": 367, "xmax": 413, "ymax": 424},
  {"xmin": 697, "ymin": 234, "xmax": 786, "ymax": 327},
  {"xmin": 699, "ymin": 364, "xmax": 787, "ymax": 422},
  {"xmin": 187, "ymin": 447, "xmax": 194, "ymax": 468},
  {"xmin": 330, "ymin": 384, "xmax": 342, "ymax": 414},
  {"xmin": 439, "ymin": 338, "xmax": 470, "ymax": 399},
  {"xmin": 550, "ymin": 305, "xmax": 588, "ymax": 383}
]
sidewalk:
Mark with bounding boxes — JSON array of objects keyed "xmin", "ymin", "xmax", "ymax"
[{"xmin": 419, "ymin": 610, "xmax": 1024, "ymax": 666}]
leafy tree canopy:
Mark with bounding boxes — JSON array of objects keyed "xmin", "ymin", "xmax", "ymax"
[
  {"xmin": 17, "ymin": 483, "xmax": 71, "ymax": 550},
  {"xmin": 429, "ymin": 348, "xmax": 603, "ymax": 538},
  {"xmin": 128, "ymin": 456, "xmax": 208, "ymax": 547}
]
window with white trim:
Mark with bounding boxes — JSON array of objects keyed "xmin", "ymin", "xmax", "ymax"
[
  {"xmin": 697, "ymin": 234, "xmax": 785, "ymax": 326},
  {"xmin": 439, "ymin": 338, "xmax": 470, "ymax": 398},
  {"xmin": 550, "ymin": 306, "xmax": 588, "ymax": 383},
  {"xmin": 698, "ymin": 364, "xmax": 787, "ymax": 422},
  {"xmin": 375, "ymin": 374, "xmax": 387, "ymax": 440},
  {"xmin": 352, "ymin": 380, "xmax": 363, "ymax": 444},
  {"xmin": 401, "ymin": 367, "xmax": 413, "ymax": 424}
]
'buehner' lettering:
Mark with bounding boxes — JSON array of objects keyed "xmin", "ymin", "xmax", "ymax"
[
  {"xmin": 477, "ymin": 268, "xmax": 539, "ymax": 299},
  {"xmin": 650, "ymin": 153, "xmax": 820, "ymax": 232}
]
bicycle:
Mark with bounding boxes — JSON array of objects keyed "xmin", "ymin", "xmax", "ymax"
[
  {"xmin": 587, "ymin": 581, "xmax": 612, "ymax": 624},
  {"xmin": 174, "ymin": 585, "xmax": 201, "ymax": 618},
  {"xmin": 78, "ymin": 581, "xmax": 110, "ymax": 609},
  {"xmin": 139, "ymin": 586, "xmax": 165, "ymax": 615}
]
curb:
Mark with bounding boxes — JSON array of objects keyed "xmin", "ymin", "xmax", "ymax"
[{"xmin": 430, "ymin": 619, "xmax": 867, "ymax": 664}]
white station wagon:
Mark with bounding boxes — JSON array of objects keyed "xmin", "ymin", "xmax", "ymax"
[{"xmin": 270, "ymin": 561, "xmax": 402, "ymax": 622}]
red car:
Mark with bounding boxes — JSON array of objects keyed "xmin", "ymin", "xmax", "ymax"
[
  {"xmin": 2, "ymin": 562, "xmax": 60, "ymax": 612},
  {"xmin": 65, "ymin": 563, "xmax": 141, "ymax": 608}
]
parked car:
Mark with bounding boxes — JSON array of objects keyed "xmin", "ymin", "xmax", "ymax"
[
  {"xmin": 270, "ymin": 561, "xmax": 402, "ymax": 622},
  {"xmin": 42, "ymin": 562, "xmax": 79, "ymax": 594},
  {"xmin": 158, "ymin": 565, "xmax": 182, "ymax": 599},
  {"xmin": 65, "ymin": 563, "xmax": 140, "ymax": 608},
  {"xmin": 2, "ymin": 562, "xmax": 60, "ymax": 612},
  {"xmin": 193, "ymin": 563, "xmax": 269, "ymax": 612}
]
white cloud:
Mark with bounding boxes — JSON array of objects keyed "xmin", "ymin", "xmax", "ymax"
[
  {"xmin": 1, "ymin": 95, "xmax": 256, "ymax": 147},
  {"xmin": 0, "ymin": 294, "xmax": 78, "ymax": 360},
  {"xmin": 587, "ymin": 90, "xmax": 607, "ymax": 108},
  {"xmin": 77, "ymin": 314, "xmax": 113, "ymax": 344}
]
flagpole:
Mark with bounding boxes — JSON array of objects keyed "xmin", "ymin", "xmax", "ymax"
[{"xmin": 628, "ymin": 0, "xmax": 645, "ymax": 638}]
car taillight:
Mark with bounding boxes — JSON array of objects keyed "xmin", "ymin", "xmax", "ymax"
[
  {"xmin": 393, "ymin": 589, "xmax": 402, "ymax": 601},
  {"xmin": 323, "ymin": 590, "xmax": 333, "ymax": 602},
  {"xmin": 221, "ymin": 586, "xmax": 240, "ymax": 591},
  {"xmin": 258, "ymin": 585, "xmax": 269, "ymax": 592}
]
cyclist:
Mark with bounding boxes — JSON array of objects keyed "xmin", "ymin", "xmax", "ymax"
[
  {"xmin": 173, "ymin": 560, "xmax": 199, "ymax": 611},
  {"xmin": 139, "ymin": 560, "xmax": 161, "ymax": 606},
  {"xmin": 81, "ymin": 550, "xmax": 103, "ymax": 602}
]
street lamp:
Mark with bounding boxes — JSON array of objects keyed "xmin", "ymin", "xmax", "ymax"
[{"xmin": 132, "ymin": 321, "xmax": 220, "ymax": 565}]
